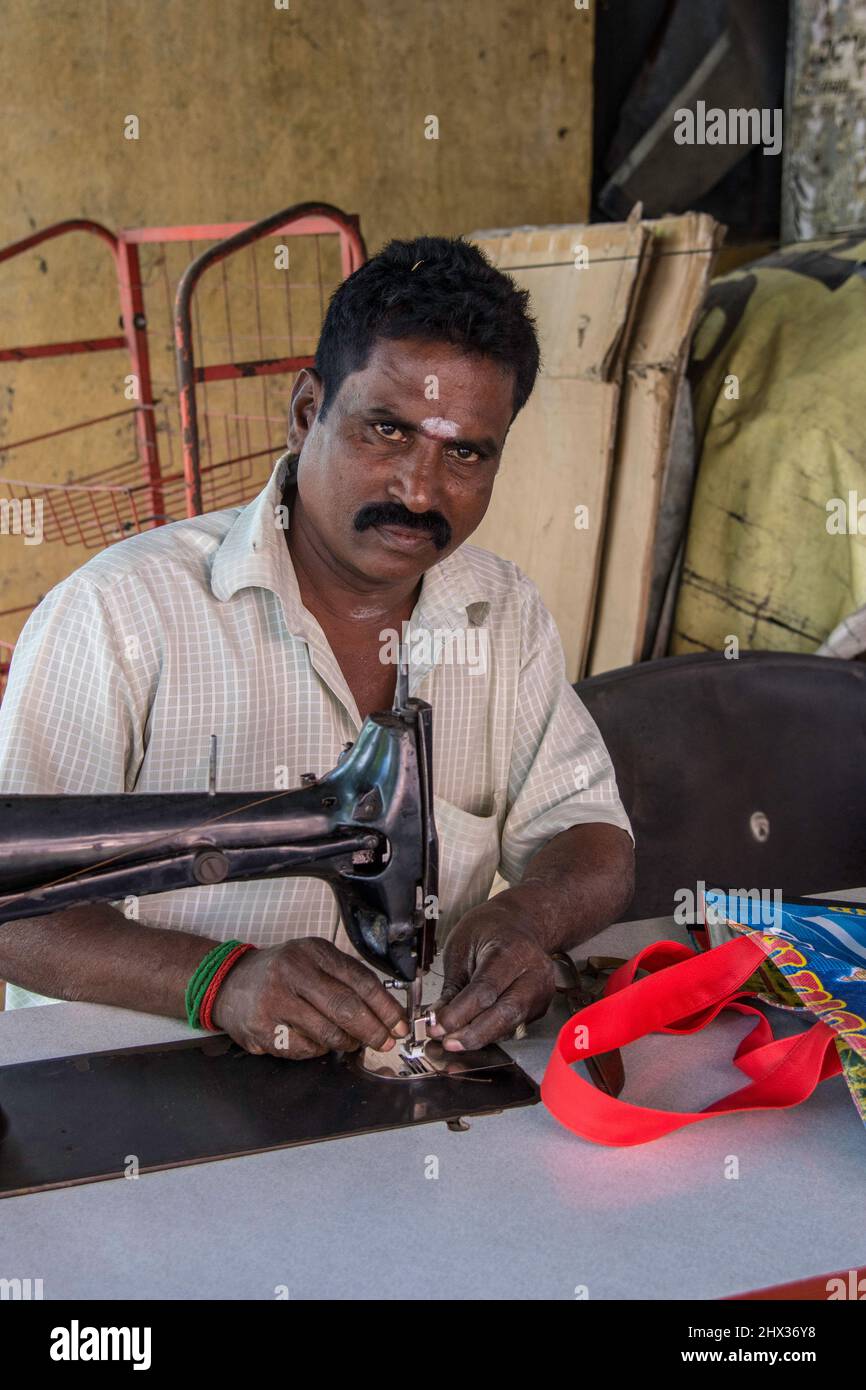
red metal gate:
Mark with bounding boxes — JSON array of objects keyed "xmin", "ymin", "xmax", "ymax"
[{"xmin": 0, "ymin": 202, "xmax": 366, "ymax": 702}]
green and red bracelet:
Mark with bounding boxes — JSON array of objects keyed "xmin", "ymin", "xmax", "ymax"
[{"xmin": 185, "ymin": 939, "xmax": 256, "ymax": 1031}]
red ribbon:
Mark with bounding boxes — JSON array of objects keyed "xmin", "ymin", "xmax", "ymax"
[{"xmin": 541, "ymin": 936, "xmax": 842, "ymax": 1146}]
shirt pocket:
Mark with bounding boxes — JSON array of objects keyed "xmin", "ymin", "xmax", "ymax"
[{"xmin": 433, "ymin": 792, "xmax": 503, "ymax": 941}]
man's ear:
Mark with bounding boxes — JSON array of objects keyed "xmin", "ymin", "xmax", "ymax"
[{"xmin": 287, "ymin": 368, "xmax": 324, "ymax": 451}]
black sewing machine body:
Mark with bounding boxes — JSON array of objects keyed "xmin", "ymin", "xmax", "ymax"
[
  {"xmin": 0, "ymin": 699, "xmax": 438, "ymax": 984},
  {"xmin": 0, "ymin": 692, "xmax": 539, "ymax": 1197}
]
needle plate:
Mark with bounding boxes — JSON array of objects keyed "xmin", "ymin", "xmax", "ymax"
[{"xmin": 0, "ymin": 1035, "xmax": 539, "ymax": 1198}]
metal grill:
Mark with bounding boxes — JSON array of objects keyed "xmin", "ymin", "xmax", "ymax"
[{"xmin": 0, "ymin": 202, "xmax": 366, "ymax": 698}]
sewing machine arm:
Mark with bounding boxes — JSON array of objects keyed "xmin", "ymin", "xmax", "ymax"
[{"xmin": 0, "ymin": 700, "xmax": 439, "ymax": 983}]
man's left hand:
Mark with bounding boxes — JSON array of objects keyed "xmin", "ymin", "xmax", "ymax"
[{"xmin": 428, "ymin": 901, "xmax": 555, "ymax": 1052}]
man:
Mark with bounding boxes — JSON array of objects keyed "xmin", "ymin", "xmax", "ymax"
[{"xmin": 0, "ymin": 235, "xmax": 634, "ymax": 1058}]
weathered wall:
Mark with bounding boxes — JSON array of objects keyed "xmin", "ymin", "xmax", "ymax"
[
  {"xmin": 0, "ymin": 0, "xmax": 594, "ymax": 643},
  {"xmin": 783, "ymin": 0, "xmax": 866, "ymax": 241}
]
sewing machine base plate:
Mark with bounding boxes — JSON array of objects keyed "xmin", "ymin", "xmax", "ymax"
[{"xmin": 0, "ymin": 1034, "xmax": 538, "ymax": 1198}]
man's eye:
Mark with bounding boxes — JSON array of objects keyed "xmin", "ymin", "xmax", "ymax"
[
  {"xmin": 450, "ymin": 446, "xmax": 480, "ymax": 463},
  {"xmin": 373, "ymin": 423, "xmax": 406, "ymax": 442}
]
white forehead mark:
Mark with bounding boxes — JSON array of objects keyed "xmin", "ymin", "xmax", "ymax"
[{"xmin": 420, "ymin": 416, "xmax": 460, "ymax": 440}]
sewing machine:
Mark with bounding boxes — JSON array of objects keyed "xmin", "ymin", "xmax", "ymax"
[{"xmin": 0, "ymin": 664, "xmax": 537, "ymax": 1196}]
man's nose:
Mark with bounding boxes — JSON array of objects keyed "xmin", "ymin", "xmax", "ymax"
[{"xmin": 387, "ymin": 440, "xmax": 441, "ymax": 515}]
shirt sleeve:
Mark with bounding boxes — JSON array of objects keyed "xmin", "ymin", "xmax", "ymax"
[
  {"xmin": 497, "ymin": 573, "xmax": 634, "ymax": 885},
  {"xmin": 0, "ymin": 576, "xmax": 143, "ymax": 795}
]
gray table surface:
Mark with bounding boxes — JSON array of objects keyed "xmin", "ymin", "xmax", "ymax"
[{"xmin": 1, "ymin": 899, "xmax": 865, "ymax": 1301}]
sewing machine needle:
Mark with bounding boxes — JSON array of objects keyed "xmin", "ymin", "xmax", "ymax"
[
  {"xmin": 405, "ymin": 975, "xmax": 423, "ymax": 1049},
  {"xmin": 208, "ymin": 734, "xmax": 218, "ymax": 795},
  {"xmin": 395, "ymin": 660, "xmax": 408, "ymax": 710},
  {"xmin": 394, "ymin": 635, "xmax": 409, "ymax": 709}
]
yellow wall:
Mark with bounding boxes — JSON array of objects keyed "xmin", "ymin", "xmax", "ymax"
[{"xmin": 0, "ymin": 0, "xmax": 594, "ymax": 639}]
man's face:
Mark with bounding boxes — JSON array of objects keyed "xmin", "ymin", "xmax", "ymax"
[{"xmin": 286, "ymin": 335, "xmax": 516, "ymax": 584}]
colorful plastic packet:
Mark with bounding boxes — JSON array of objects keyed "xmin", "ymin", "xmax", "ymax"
[{"xmin": 703, "ymin": 889, "xmax": 866, "ymax": 1126}]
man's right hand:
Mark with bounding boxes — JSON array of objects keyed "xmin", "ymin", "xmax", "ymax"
[{"xmin": 210, "ymin": 937, "xmax": 410, "ymax": 1059}]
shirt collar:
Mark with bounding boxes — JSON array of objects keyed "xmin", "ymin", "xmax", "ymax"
[{"xmin": 210, "ymin": 451, "xmax": 492, "ymax": 633}]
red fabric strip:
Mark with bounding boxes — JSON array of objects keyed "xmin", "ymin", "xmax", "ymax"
[{"xmin": 541, "ymin": 936, "xmax": 842, "ymax": 1146}]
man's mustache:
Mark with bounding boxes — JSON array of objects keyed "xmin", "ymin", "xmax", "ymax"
[{"xmin": 354, "ymin": 503, "xmax": 451, "ymax": 550}]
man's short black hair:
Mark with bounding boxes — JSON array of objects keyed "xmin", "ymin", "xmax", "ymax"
[{"xmin": 313, "ymin": 234, "xmax": 541, "ymax": 424}]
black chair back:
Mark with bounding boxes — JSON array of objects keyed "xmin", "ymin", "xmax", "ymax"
[{"xmin": 575, "ymin": 652, "xmax": 866, "ymax": 922}]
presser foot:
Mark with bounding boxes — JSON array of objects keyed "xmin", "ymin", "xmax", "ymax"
[
  {"xmin": 351, "ymin": 1038, "xmax": 515, "ymax": 1081},
  {"xmin": 359, "ymin": 984, "xmax": 522, "ymax": 1079},
  {"xmin": 362, "ymin": 988, "xmax": 442, "ymax": 1078},
  {"xmin": 354, "ymin": 1005, "xmax": 445, "ymax": 1077}
]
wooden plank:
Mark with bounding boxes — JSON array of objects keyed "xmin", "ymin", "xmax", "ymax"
[
  {"xmin": 588, "ymin": 370, "xmax": 679, "ymax": 674},
  {"xmin": 587, "ymin": 213, "xmax": 724, "ymax": 675},
  {"xmin": 469, "ymin": 219, "xmax": 649, "ymax": 680},
  {"xmin": 473, "ymin": 221, "xmax": 647, "ymax": 380},
  {"xmin": 474, "ymin": 377, "xmax": 619, "ymax": 681}
]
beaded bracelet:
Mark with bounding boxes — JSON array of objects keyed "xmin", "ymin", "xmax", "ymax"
[
  {"xmin": 200, "ymin": 943, "xmax": 256, "ymax": 1031},
  {"xmin": 185, "ymin": 939, "xmax": 255, "ymax": 1030}
]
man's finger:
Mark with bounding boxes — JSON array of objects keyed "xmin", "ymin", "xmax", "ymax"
[
  {"xmin": 300, "ymin": 973, "xmax": 399, "ymax": 1050},
  {"xmin": 325, "ymin": 951, "xmax": 410, "ymax": 1037},
  {"xmin": 432, "ymin": 950, "xmax": 522, "ymax": 1038},
  {"xmin": 427, "ymin": 979, "xmax": 461, "ymax": 1027},
  {"xmin": 438, "ymin": 978, "xmax": 535, "ymax": 1053},
  {"xmin": 259, "ymin": 1023, "xmax": 324, "ymax": 1060},
  {"xmin": 275, "ymin": 999, "xmax": 364, "ymax": 1055}
]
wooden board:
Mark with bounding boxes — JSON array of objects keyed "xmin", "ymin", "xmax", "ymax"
[
  {"xmin": 587, "ymin": 213, "xmax": 724, "ymax": 675},
  {"xmin": 469, "ymin": 219, "xmax": 649, "ymax": 680},
  {"xmin": 475, "ymin": 376, "xmax": 619, "ymax": 681},
  {"xmin": 587, "ymin": 371, "xmax": 678, "ymax": 674},
  {"xmin": 474, "ymin": 221, "xmax": 649, "ymax": 380}
]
